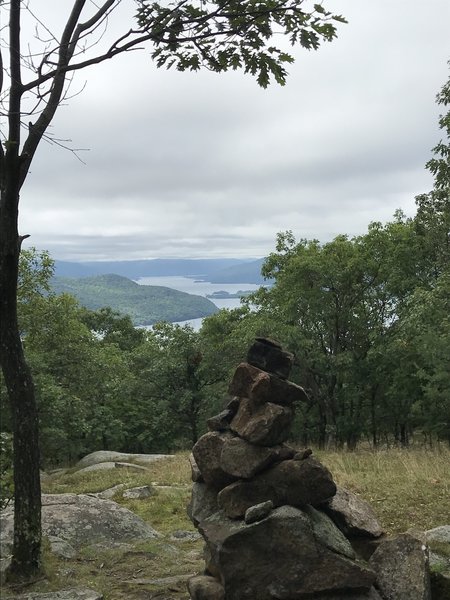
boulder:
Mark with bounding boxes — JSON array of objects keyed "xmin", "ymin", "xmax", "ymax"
[
  {"xmin": 323, "ymin": 485, "xmax": 384, "ymax": 538},
  {"xmin": 187, "ymin": 575, "xmax": 225, "ymax": 600},
  {"xmin": 192, "ymin": 431, "xmax": 237, "ymax": 488},
  {"xmin": 230, "ymin": 397, "xmax": 294, "ymax": 446},
  {"xmin": 247, "ymin": 336, "xmax": 294, "ymax": 379},
  {"xmin": 369, "ymin": 533, "xmax": 431, "ymax": 600},
  {"xmin": 218, "ymin": 456, "xmax": 336, "ymax": 518},
  {"xmin": 0, "ymin": 494, "xmax": 160, "ymax": 558},
  {"xmin": 220, "ymin": 436, "xmax": 295, "ymax": 479},
  {"xmin": 229, "ymin": 362, "xmax": 308, "ymax": 406},
  {"xmin": 199, "ymin": 505, "xmax": 375, "ymax": 600},
  {"xmin": 74, "ymin": 451, "xmax": 173, "ymax": 469}
]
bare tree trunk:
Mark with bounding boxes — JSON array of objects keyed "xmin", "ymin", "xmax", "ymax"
[
  {"xmin": 0, "ymin": 186, "xmax": 42, "ymax": 579},
  {"xmin": 0, "ymin": 1, "xmax": 42, "ymax": 577}
]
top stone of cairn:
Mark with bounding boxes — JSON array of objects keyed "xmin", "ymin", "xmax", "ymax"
[{"xmin": 247, "ymin": 337, "xmax": 294, "ymax": 379}]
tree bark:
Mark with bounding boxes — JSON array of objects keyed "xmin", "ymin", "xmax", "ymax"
[
  {"xmin": 0, "ymin": 0, "xmax": 43, "ymax": 577},
  {"xmin": 0, "ymin": 186, "xmax": 42, "ymax": 579}
]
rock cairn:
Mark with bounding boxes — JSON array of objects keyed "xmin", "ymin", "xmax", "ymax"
[{"xmin": 187, "ymin": 338, "xmax": 385, "ymax": 600}]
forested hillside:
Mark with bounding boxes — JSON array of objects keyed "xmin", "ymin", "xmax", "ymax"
[{"xmin": 50, "ymin": 274, "xmax": 218, "ymax": 325}]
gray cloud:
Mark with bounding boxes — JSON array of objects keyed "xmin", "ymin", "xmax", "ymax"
[{"xmin": 17, "ymin": 0, "xmax": 450, "ymax": 260}]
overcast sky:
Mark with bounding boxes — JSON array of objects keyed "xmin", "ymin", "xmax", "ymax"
[{"xmin": 12, "ymin": 0, "xmax": 450, "ymax": 261}]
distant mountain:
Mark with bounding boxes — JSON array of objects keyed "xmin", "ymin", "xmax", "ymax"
[
  {"xmin": 50, "ymin": 274, "xmax": 218, "ymax": 326},
  {"xmin": 54, "ymin": 258, "xmax": 250, "ymax": 279},
  {"xmin": 53, "ymin": 261, "xmax": 97, "ymax": 277},
  {"xmin": 205, "ymin": 258, "xmax": 270, "ymax": 284}
]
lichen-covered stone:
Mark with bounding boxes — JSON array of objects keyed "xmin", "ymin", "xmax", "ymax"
[
  {"xmin": 199, "ymin": 505, "xmax": 375, "ymax": 600},
  {"xmin": 230, "ymin": 397, "xmax": 294, "ymax": 446},
  {"xmin": 192, "ymin": 431, "xmax": 237, "ymax": 488},
  {"xmin": 229, "ymin": 362, "xmax": 308, "ymax": 406},
  {"xmin": 220, "ymin": 436, "xmax": 294, "ymax": 479},
  {"xmin": 323, "ymin": 485, "xmax": 384, "ymax": 538},
  {"xmin": 369, "ymin": 533, "xmax": 431, "ymax": 600},
  {"xmin": 244, "ymin": 500, "xmax": 273, "ymax": 524},
  {"xmin": 218, "ymin": 456, "xmax": 336, "ymax": 518}
]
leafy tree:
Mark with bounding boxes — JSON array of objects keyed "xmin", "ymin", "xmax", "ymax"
[
  {"xmin": 414, "ymin": 61, "xmax": 450, "ymax": 278},
  {"xmin": 126, "ymin": 322, "xmax": 229, "ymax": 449},
  {"xmin": 0, "ymin": 0, "xmax": 345, "ymax": 577},
  {"xmin": 79, "ymin": 306, "xmax": 146, "ymax": 352},
  {"xmin": 23, "ymin": 293, "xmax": 131, "ymax": 462}
]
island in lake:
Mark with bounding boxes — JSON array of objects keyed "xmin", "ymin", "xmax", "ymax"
[
  {"xmin": 50, "ymin": 274, "xmax": 218, "ymax": 326},
  {"xmin": 206, "ymin": 290, "xmax": 253, "ymax": 299}
]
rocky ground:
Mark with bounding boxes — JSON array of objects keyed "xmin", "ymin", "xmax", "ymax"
[{"xmin": 1, "ymin": 452, "xmax": 202, "ymax": 600}]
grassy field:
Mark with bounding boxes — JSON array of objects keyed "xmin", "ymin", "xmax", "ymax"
[{"xmin": 2, "ymin": 446, "xmax": 449, "ymax": 599}]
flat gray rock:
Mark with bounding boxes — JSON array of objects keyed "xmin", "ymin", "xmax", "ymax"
[
  {"xmin": 0, "ymin": 494, "xmax": 160, "ymax": 558},
  {"xmin": 122, "ymin": 485, "xmax": 154, "ymax": 499},
  {"xmin": 74, "ymin": 451, "xmax": 173, "ymax": 469},
  {"xmin": 75, "ymin": 461, "xmax": 149, "ymax": 474},
  {"xmin": 3, "ymin": 589, "xmax": 102, "ymax": 600},
  {"xmin": 425, "ymin": 524, "xmax": 450, "ymax": 544}
]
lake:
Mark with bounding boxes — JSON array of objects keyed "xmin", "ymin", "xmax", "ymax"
[{"xmin": 135, "ymin": 276, "xmax": 262, "ymax": 330}]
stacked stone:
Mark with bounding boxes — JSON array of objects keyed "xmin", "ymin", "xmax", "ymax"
[{"xmin": 187, "ymin": 338, "xmax": 381, "ymax": 600}]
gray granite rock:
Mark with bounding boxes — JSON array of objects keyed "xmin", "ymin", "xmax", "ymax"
[
  {"xmin": 122, "ymin": 485, "xmax": 154, "ymax": 499},
  {"xmin": 187, "ymin": 482, "xmax": 219, "ymax": 527},
  {"xmin": 323, "ymin": 485, "xmax": 384, "ymax": 538},
  {"xmin": 218, "ymin": 456, "xmax": 336, "ymax": 518},
  {"xmin": 369, "ymin": 533, "xmax": 431, "ymax": 600},
  {"xmin": 220, "ymin": 436, "xmax": 294, "ymax": 479},
  {"xmin": 230, "ymin": 397, "xmax": 294, "ymax": 446},
  {"xmin": 74, "ymin": 451, "xmax": 173, "ymax": 469},
  {"xmin": 246, "ymin": 337, "xmax": 294, "ymax": 379},
  {"xmin": 0, "ymin": 493, "xmax": 160, "ymax": 559},
  {"xmin": 229, "ymin": 362, "xmax": 308, "ymax": 406},
  {"xmin": 199, "ymin": 505, "xmax": 375, "ymax": 600},
  {"xmin": 244, "ymin": 500, "xmax": 274, "ymax": 524},
  {"xmin": 192, "ymin": 431, "xmax": 237, "ymax": 488}
]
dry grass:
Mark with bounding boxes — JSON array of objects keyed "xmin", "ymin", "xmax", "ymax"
[
  {"xmin": 315, "ymin": 446, "xmax": 450, "ymax": 535},
  {"xmin": 3, "ymin": 447, "xmax": 450, "ymax": 599}
]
